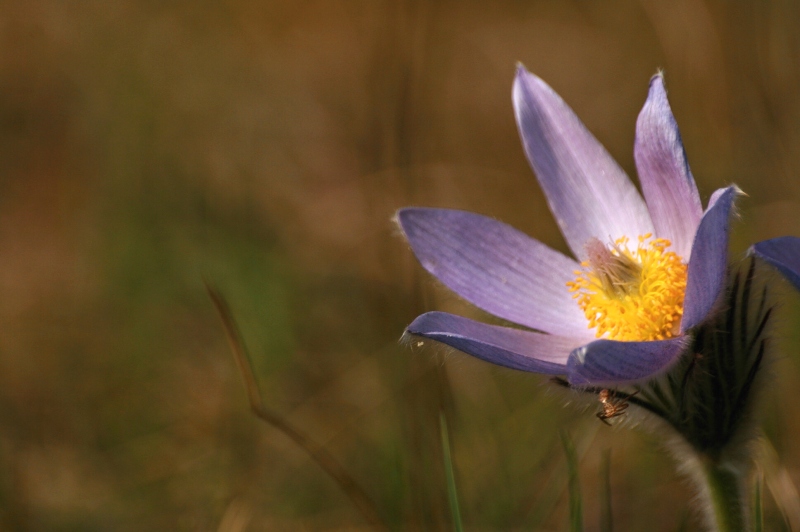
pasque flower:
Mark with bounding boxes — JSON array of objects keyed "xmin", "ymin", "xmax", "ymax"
[
  {"xmin": 398, "ymin": 66, "xmax": 741, "ymax": 386},
  {"xmin": 399, "ymin": 65, "xmax": 800, "ymax": 532}
]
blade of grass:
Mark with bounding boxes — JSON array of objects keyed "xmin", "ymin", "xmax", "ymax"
[
  {"xmin": 758, "ymin": 436, "xmax": 800, "ymax": 530},
  {"xmin": 754, "ymin": 471, "xmax": 763, "ymax": 532},
  {"xmin": 561, "ymin": 431, "xmax": 583, "ymax": 532},
  {"xmin": 439, "ymin": 412, "xmax": 464, "ymax": 532},
  {"xmin": 205, "ymin": 282, "xmax": 387, "ymax": 531},
  {"xmin": 599, "ymin": 448, "xmax": 613, "ymax": 532},
  {"xmin": 520, "ymin": 420, "xmax": 598, "ymax": 529}
]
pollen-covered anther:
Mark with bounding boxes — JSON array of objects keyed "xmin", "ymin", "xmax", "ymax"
[{"xmin": 565, "ymin": 235, "xmax": 688, "ymax": 342}]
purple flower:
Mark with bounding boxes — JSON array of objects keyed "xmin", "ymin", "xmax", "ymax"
[{"xmin": 398, "ymin": 65, "xmax": 741, "ymax": 386}]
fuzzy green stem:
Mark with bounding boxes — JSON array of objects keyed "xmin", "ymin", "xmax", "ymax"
[{"xmin": 702, "ymin": 461, "xmax": 749, "ymax": 532}]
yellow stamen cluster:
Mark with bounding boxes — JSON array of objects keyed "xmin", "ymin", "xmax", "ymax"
[{"xmin": 566, "ymin": 234, "xmax": 688, "ymax": 341}]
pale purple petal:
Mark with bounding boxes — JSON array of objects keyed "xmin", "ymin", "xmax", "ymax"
[
  {"xmin": 397, "ymin": 208, "xmax": 594, "ymax": 337},
  {"xmin": 567, "ymin": 336, "xmax": 689, "ymax": 385},
  {"xmin": 634, "ymin": 74, "xmax": 702, "ymax": 259},
  {"xmin": 405, "ymin": 311, "xmax": 588, "ymax": 374},
  {"xmin": 513, "ymin": 65, "xmax": 654, "ymax": 259},
  {"xmin": 751, "ymin": 237, "xmax": 800, "ymax": 290},
  {"xmin": 681, "ymin": 186, "xmax": 740, "ymax": 332}
]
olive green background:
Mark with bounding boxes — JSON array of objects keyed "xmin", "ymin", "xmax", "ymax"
[{"xmin": 2, "ymin": 1, "xmax": 800, "ymax": 529}]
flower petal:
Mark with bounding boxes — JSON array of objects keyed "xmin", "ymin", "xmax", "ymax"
[
  {"xmin": 751, "ymin": 236, "xmax": 800, "ymax": 290},
  {"xmin": 513, "ymin": 65, "xmax": 654, "ymax": 259},
  {"xmin": 567, "ymin": 336, "xmax": 689, "ymax": 385},
  {"xmin": 634, "ymin": 74, "xmax": 703, "ymax": 259},
  {"xmin": 681, "ymin": 186, "xmax": 740, "ymax": 332},
  {"xmin": 397, "ymin": 207, "xmax": 594, "ymax": 337},
  {"xmin": 405, "ymin": 311, "xmax": 588, "ymax": 374}
]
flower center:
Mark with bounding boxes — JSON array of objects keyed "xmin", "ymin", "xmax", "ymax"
[{"xmin": 566, "ymin": 234, "xmax": 688, "ymax": 341}]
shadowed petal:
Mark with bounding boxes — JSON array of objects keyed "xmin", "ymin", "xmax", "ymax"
[
  {"xmin": 405, "ymin": 311, "xmax": 588, "ymax": 374},
  {"xmin": 397, "ymin": 208, "xmax": 593, "ymax": 337},
  {"xmin": 751, "ymin": 236, "xmax": 800, "ymax": 290},
  {"xmin": 634, "ymin": 74, "xmax": 702, "ymax": 259},
  {"xmin": 567, "ymin": 336, "xmax": 689, "ymax": 385},
  {"xmin": 681, "ymin": 186, "xmax": 740, "ymax": 332},
  {"xmin": 513, "ymin": 65, "xmax": 653, "ymax": 259}
]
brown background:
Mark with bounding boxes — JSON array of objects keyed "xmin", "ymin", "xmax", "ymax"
[{"xmin": 2, "ymin": 0, "xmax": 800, "ymax": 530}]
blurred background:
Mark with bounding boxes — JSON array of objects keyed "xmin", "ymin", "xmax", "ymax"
[{"xmin": 2, "ymin": 0, "xmax": 800, "ymax": 529}]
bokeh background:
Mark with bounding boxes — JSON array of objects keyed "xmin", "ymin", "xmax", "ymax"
[{"xmin": 3, "ymin": 0, "xmax": 800, "ymax": 530}]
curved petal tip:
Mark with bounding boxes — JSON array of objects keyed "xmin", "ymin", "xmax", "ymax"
[
  {"xmin": 395, "ymin": 207, "xmax": 590, "ymax": 336},
  {"xmin": 567, "ymin": 336, "xmax": 689, "ymax": 386},
  {"xmin": 751, "ymin": 236, "xmax": 800, "ymax": 291},
  {"xmin": 405, "ymin": 311, "xmax": 584, "ymax": 375},
  {"xmin": 512, "ymin": 65, "xmax": 653, "ymax": 258},
  {"xmin": 681, "ymin": 185, "xmax": 739, "ymax": 332},
  {"xmin": 634, "ymin": 72, "xmax": 702, "ymax": 258}
]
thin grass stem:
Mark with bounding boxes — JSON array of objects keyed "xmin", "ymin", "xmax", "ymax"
[
  {"xmin": 206, "ymin": 282, "xmax": 388, "ymax": 532},
  {"xmin": 439, "ymin": 412, "xmax": 464, "ymax": 532},
  {"xmin": 561, "ymin": 431, "xmax": 584, "ymax": 532}
]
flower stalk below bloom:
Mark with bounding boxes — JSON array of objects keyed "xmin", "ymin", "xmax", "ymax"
[
  {"xmin": 701, "ymin": 460, "xmax": 749, "ymax": 532},
  {"xmin": 555, "ymin": 257, "xmax": 771, "ymax": 531}
]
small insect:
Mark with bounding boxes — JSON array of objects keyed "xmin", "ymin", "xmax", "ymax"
[{"xmin": 596, "ymin": 389, "xmax": 637, "ymax": 425}]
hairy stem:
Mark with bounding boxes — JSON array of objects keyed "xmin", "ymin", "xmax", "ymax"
[{"xmin": 700, "ymin": 460, "xmax": 749, "ymax": 532}]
